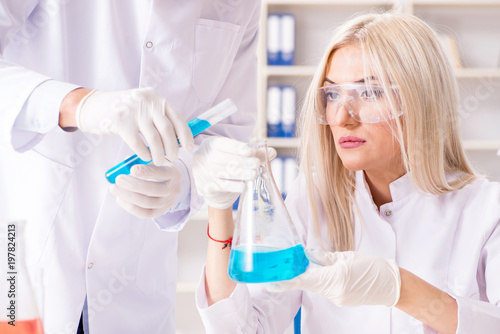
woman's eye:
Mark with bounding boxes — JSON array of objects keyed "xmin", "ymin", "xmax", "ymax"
[
  {"xmin": 325, "ymin": 91, "xmax": 340, "ymax": 101},
  {"xmin": 361, "ymin": 89, "xmax": 384, "ymax": 99}
]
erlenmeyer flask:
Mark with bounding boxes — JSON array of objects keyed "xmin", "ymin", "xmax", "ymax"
[
  {"xmin": 228, "ymin": 140, "xmax": 309, "ymax": 283},
  {"xmin": 0, "ymin": 221, "xmax": 44, "ymax": 334}
]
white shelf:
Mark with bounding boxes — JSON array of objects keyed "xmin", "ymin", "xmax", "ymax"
[
  {"xmin": 265, "ymin": 65, "xmax": 316, "ymax": 77},
  {"xmin": 463, "ymin": 140, "xmax": 500, "ymax": 151},
  {"xmin": 267, "ymin": 137, "xmax": 301, "ymax": 148},
  {"xmin": 455, "ymin": 68, "xmax": 500, "ymax": 78}
]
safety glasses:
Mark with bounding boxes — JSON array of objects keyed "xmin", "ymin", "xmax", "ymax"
[{"xmin": 316, "ymin": 83, "xmax": 403, "ymax": 125}]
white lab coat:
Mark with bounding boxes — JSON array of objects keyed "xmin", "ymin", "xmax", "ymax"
[
  {"xmin": 0, "ymin": 1, "xmax": 260, "ymax": 333},
  {"xmin": 196, "ymin": 171, "xmax": 500, "ymax": 333}
]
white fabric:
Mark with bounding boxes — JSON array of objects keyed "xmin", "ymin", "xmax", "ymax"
[
  {"xmin": 196, "ymin": 171, "xmax": 500, "ymax": 333},
  {"xmin": 268, "ymin": 249, "xmax": 401, "ymax": 307},
  {"xmin": 11, "ymin": 79, "xmax": 80, "ymax": 150},
  {"xmin": 0, "ymin": 1, "xmax": 260, "ymax": 333},
  {"xmin": 76, "ymin": 88, "xmax": 194, "ymax": 166}
]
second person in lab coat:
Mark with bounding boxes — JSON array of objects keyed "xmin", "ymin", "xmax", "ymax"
[
  {"xmin": 0, "ymin": 1, "xmax": 261, "ymax": 333},
  {"xmin": 192, "ymin": 12, "xmax": 500, "ymax": 333}
]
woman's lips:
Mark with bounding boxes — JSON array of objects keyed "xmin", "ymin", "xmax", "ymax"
[{"xmin": 339, "ymin": 136, "xmax": 366, "ymax": 149}]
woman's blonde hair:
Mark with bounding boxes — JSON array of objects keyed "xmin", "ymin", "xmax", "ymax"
[{"xmin": 298, "ymin": 12, "xmax": 479, "ymax": 251}]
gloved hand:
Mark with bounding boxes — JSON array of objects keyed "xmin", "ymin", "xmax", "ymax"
[
  {"xmin": 268, "ymin": 250, "xmax": 401, "ymax": 307},
  {"xmin": 76, "ymin": 87, "xmax": 194, "ymax": 166},
  {"xmin": 109, "ymin": 163, "xmax": 183, "ymax": 219},
  {"xmin": 193, "ymin": 137, "xmax": 276, "ymax": 210}
]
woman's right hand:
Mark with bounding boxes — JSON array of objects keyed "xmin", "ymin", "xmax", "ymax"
[{"xmin": 193, "ymin": 137, "xmax": 275, "ymax": 209}]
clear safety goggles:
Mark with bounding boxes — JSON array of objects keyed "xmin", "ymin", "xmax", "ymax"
[{"xmin": 316, "ymin": 83, "xmax": 403, "ymax": 125}]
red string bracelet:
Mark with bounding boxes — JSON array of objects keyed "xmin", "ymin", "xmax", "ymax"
[{"xmin": 207, "ymin": 223, "xmax": 232, "ymax": 249}]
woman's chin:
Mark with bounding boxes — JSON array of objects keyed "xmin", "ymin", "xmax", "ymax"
[{"xmin": 339, "ymin": 159, "xmax": 366, "ymax": 172}]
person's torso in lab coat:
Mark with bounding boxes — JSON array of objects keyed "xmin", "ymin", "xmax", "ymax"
[{"xmin": 0, "ymin": 0, "xmax": 260, "ymax": 333}]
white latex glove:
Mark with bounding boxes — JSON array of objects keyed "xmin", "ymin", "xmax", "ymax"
[
  {"xmin": 192, "ymin": 137, "xmax": 277, "ymax": 210},
  {"xmin": 109, "ymin": 163, "xmax": 182, "ymax": 219},
  {"xmin": 268, "ymin": 250, "xmax": 401, "ymax": 307},
  {"xmin": 76, "ymin": 87, "xmax": 194, "ymax": 166}
]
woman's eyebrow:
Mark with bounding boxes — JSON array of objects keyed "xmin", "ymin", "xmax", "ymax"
[{"xmin": 324, "ymin": 76, "xmax": 379, "ymax": 85}]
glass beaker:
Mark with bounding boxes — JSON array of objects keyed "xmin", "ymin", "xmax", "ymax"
[
  {"xmin": 228, "ymin": 140, "xmax": 309, "ymax": 283},
  {"xmin": 0, "ymin": 221, "xmax": 44, "ymax": 334}
]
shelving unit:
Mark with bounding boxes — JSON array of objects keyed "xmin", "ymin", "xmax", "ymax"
[{"xmin": 176, "ymin": 1, "xmax": 500, "ymax": 333}]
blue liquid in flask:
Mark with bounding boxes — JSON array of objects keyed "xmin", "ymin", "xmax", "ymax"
[{"xmin": 228, "ymin": 244, "xmax": 309, "ymax": 283}]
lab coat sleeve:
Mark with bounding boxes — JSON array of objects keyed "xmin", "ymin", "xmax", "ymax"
[
  {"xmin": 0, "ymin": 1, "xmax": 81, "ymax": 151},
  {"xmin": 154, "ymin": 2, "xmax": 261, "ymax": 231},
  {"xmin": 11, "ymin": 79, "xmax": 81, "ymax": 151},
  {"xmin": 456, "ymin": 218, "xmax": 500, "ymax": 333},
  {"xmin": 196, "ymin": 266, "xmax": 302, "ymax": 334}
]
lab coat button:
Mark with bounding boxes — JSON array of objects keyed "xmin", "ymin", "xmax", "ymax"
[
  {"xmin": 384, "ymin": 210, "xmax": 392, "ymax": 217},
  {"xmin": 145, "ymin": 41, "xmax": 154, "ymax": 49},
  {"xmin": 87, "ymin": 262, "xmax": 94, "ymax": 269}
]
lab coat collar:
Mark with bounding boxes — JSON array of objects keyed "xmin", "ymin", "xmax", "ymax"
[{"xmin": 355, "ymin": 170, "xmax": 417, "ymax": 204}]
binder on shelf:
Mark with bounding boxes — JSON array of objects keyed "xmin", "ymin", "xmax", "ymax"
[
  {"xmin": 267, "ymin": 85, "xmax": 282, "ymax": 137},
  {"xmin": 267, "ymin": 14, "xmax": 295, "ymax": 66},
  {"xmin": 280, "ymin": 14, "xmax": 295, "ymax": 66},
  {"xmin": 267, "ymin": 14, "xmax": 281, "ymax": 66},
  {"xmin": 270, "ymin": 156, "xmax": 298, "ymax": 199},
  {"xmin": 266, "ymin": 85, "xmax": 297, "ymax": 138},
  {"xmin": 281, "ymin": 85, "xmax": 297, "ymax": 137}
]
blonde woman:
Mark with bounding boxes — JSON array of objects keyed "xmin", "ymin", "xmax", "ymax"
[{"xmin": 192, "ymin": 12, "xmax": 500, "ymax": 333}]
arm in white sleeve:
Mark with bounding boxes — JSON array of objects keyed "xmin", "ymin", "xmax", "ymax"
[
  {"xmin": 196, "ymin": 266, "xmax": 301, "ymax": 333},
  {"xmin": 153, "ymin": 3, "xmax": 260, "ymax": 231},
  {"xmin": 0, "ymin": 2, "xmax": 81, "ymax": 151},
  {"xmin": 12, "ymin": 79, "xmax": 81, "ymax": 151},
  {"xmin": 456, "ymin": 220, "xmax": 500, "ymax": 333},
  {"xmin": 0, "ymin": 59, "xmax": 76, "ymax": 150}
]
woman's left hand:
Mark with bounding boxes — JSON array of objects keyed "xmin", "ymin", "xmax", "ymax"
[{"xmin": 268, "ymin": 250, "xmax": 401, "ymax": 307}]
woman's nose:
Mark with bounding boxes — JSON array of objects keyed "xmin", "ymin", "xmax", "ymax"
[{"xmin": 332, "ymin": 102, "xmax": 359, "ymax": 127}]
